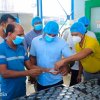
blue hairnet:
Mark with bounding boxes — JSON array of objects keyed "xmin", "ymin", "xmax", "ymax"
[
  {"xmin": 78, "ymin": 16, "xmax": 90, "ymax": 26},
  {"xmin": 15, "ymin": 17, "xmax": 20, "ymax": 23},
  {"xmin": 70, "ymin": 22, "xmax": 86, "ymax": 35},
  {"xmin": 31, "ymin": 16, "xmax": 42, "ymax": 26},
  {"xmin": 44, "ymin": 21, "xmax": 59, "ymax": 35}
]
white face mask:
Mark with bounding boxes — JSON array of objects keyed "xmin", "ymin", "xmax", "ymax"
[{"xmin": 72, "ymin": 36, "xmax": 81, "ymax": 44}]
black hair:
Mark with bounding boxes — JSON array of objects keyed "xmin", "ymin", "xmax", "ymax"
[
  {"xmin": 6, "ymin": 24, "xmax": 15, "ymax": 36},
  {"xmin": 0, "ymin": 14, "xmax": 16, "ymax": 24}
]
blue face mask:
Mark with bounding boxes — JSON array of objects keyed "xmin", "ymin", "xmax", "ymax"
[
  {"xmin": 13, "ymin": 36, "xmax": 24, "ymax": 45},
  {"xmin": 44, "ymin": 34, "xmax": 55, "ymax": 42},
  {"xmin": 34, "ymin": 24, "xmax": 42, "ymax": 31}
]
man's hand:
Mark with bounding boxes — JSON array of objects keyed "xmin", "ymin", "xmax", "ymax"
[
  {"xmin": 28, "ymin": 69, "xmax": 42, "ymax": 77},
  {"xmin": 55, "ymin": 59, "xmax": 65, "ymax": 71},
  {"xmin": 59, "ymin": 66, "xmax": 70, "ymax": 76}
]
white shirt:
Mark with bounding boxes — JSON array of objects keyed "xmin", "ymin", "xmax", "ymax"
[
  {"xmin": 86, "ymin": 31, "xmax": 97, "ymax": 39},
  {"xmin": 62, "ymin": 30, "xmax": 79, "ymax": 70}
]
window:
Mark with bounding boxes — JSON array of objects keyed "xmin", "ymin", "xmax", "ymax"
[
  {"xmin": 0, "ymin": 0, "xmax": 37, "ymax": 15},
  {"xmin": 42, "ymin": 0, "xmax": 72, "ymax": 33}
]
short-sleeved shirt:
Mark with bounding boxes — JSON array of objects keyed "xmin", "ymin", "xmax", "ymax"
[
  {"xmin": 0, "ymin": 41, "xmax": 29, "ymax": 100},
  {"xmin": 30, "ymin": 35, "xmax": 73, "ymax": 86},
  {"xmin": 24, "ymin": 29, "xmax": 42, "ymax": 50},
  {"xmin": 75, "ymin": 35, "xmax": 100, "ymax": 73},
  {"xmin": 0, "ymin": 36, "xmax": 4, "ymax": 85}
]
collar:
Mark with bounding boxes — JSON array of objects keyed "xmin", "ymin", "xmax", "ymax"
[{"xmin": 4, "ymin": 40, "xmax": 20, "ymax": 51}]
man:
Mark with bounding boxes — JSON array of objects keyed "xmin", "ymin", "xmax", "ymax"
[
  {"xmin": 62, "ymin": 28, "xmax": 80, "ymax": 86},
  {"xmin": 0, "ymin": 14, "xmax": 16, "ymax": 97},
  {"xmin": 55, "ymin": 22, "xmax": 100, "ymax": 81},
  {"xmin": 24, "ymin": 16, "xmax": 43, "ymax": 51},
  {"xmin": 0, "ymin": 24, "xmax": 44, "ymax": 100},
  {"xmin": 78, "ymin": 16, "xmax": 97, "ymax": 39},
  {"xmin": 30, "ymin": 21, "xmax": 73, "ymax": 91},
  {"xmin": 0, "ymin": 14, "xmax": 16, "ymax": 43},
  {"xmin": 24, "ymin": 16, "xmax": 43, "ymax": 84}
]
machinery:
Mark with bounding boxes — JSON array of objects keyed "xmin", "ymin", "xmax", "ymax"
[{"xmin": 14, "ymin": 79, "xmax": 100, "ymax": 100}]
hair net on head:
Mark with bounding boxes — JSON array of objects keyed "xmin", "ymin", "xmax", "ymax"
[
  {"xmin": 70, "ymin": 22, "xmax": 86, "ymax": 35},
  {"xmin": 15, "ymin": 17, "xmax": 20, "ymax": 23},
  {"xmin": 44, "ymin": 21, "xmax": 59, "ymax": 35},
  {"xmin": 78, "ymin": 16, "xmax": 90, "ymax": 26},
  {"xmin": 31, "ymin": 16, "xmax": 42, "ymax": 26}
]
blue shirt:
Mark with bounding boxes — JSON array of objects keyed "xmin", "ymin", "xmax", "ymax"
[
  {"xmin": 24, "ymin": 29, "xmax": 42, "ymax": 50},
  {"xmin": 30, "ymin": 35, "xmax": 73, "ymax": 86},
  {"xmin": 0, "ymin": 41, "xmax": 29, "ymax": 100}
]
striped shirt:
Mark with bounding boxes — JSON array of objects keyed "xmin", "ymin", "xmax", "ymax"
[
  {"xmin": 0, "ymin": 41, "xmax": 29, "ymax": 100},
  {"xmin": 24, "ymin": 29, "xmax": 42, "ymax": 50}
]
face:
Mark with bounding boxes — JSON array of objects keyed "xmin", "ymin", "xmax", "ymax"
[
  {"xmin": 34, "ymin": 22, "xmax": 42, "ymax": 31},
  {"xmin": 10, "ymin": 25, "xmax": 24, "ymax": 40},
  {"xmin": 71, "ymin": 32, "xmax": 85, "ymax": 44},
  {"xmin": 2, "ymin": 18, "xmax": 15, "ymax": 30},
  {"xmin": 7, "ymin": 18, "xmax": 15, "ymax": 25},
  {"xmin": 47, "ymin": 34, "xmax": 57, "ymax": 37},
  {"xmin": 71, "ymin": 32, "xmax": 83, "ymax": 39},
  {"xmin": 44, "ymin": 33, "xmax": 57, "ymax": 43},
  {"xmin": 34, "ymin": 22, "xmax": 42, "ymax": 25}
]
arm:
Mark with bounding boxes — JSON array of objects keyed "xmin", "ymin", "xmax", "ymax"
[
  {"xmin": 30, "ymin": 55, "xmax": 37, "ymax": 65},
  {"xmin": 55, "ymin": 48, "xmax": 93, "ymax": 70},
  {"xmin": 27, "ymin": 55, "xmax": 50, "ymax": 72},
  {"xmin": 78, "ymin": 61, "xmax": 83, "ymax": 76},
  {"xmin": 0, "ymin": 64, "xmax": 30, "ymax": 78},
  {"xmin": 77, "ymin": 61, "xmax": 83, "ymax": 82},
  {"xmin": 0, "ymin": 61, "xmax": 43, "ymax": 79},
  {"xmin": 64, "ymin": 48, "xmax": 93, "ymax": 63}
]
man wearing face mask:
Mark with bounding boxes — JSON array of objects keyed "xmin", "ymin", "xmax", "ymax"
[
  {"xmin": 55, "ymin": 22, "xmax": 100, "ymax": 81},
  {"xmin": 78, "ymin": 16, "xmax": 97, "ymax": 39},
  {"xmin": 24, "ymin": 16, "xmax": 43, "ymax": 85},
  {"xmin": 30, "ymin": 21, "xmax": 73, "ymax": 91},
  {"xmin": 24, "ymin": 16, "xmax": 42, "ymax": 51},
  {"xmin": 0, "ymin": 14, "xmax": 16, "ymax": 91},
  {"xmin": 0, "ymin": 14, "xmax": 16, "ymax": 44},
  {"xmin": 0, "ymin": 24, "xmax": 44, "ymax": 100}
]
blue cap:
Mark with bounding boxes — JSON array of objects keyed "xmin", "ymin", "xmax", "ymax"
[
  {"xmin": 31, "ymin": 16, "xmax": 42, "ymax": 26},
  {"xmin": 15, "ymin": 17, "xmax": 20, "ymax": 23},
  {"xmin": 70, "ymin": 22, "xmax": 86, "ymax": 34},
  {"xmin": 78, "ymin": 16, "xmax": 90, "ymax": 26},
  {"xmin": 44, "ymin": 21, "xmax": 59, "ymax": 35}
]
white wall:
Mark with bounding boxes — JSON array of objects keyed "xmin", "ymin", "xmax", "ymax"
[
  {"xmin": 74, "ymin": 0, "xmax": 86, "ymax": 21},
  {"xmin": 18, "ymin": 14, "xmax": 33, "ymax": 33}
]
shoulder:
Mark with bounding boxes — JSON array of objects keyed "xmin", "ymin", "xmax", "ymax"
[
  {"xmin": 25, "ymin": 30, "xmax": 34, "ymax": 37},
  {"xmin": 57, "ymin": 37, "xmax": 67, "ymax": 44},
  {"xmin": 85, "ymin": 35, "xmax": 97, "ymax": 43},
  {"xmin": 86, "ymin": 31, "xmax": 96, "ymax": 39},
  {"xmin": 33, "ymin": 35, "xmax": 42, "ymax": 41},
  {"xmin": 85, "ymin": 35, "xmax": 99, "ymax": 48},
  {"xmin": 32, "ymin": 35, "xmax": 42, "ymax": 43}
]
